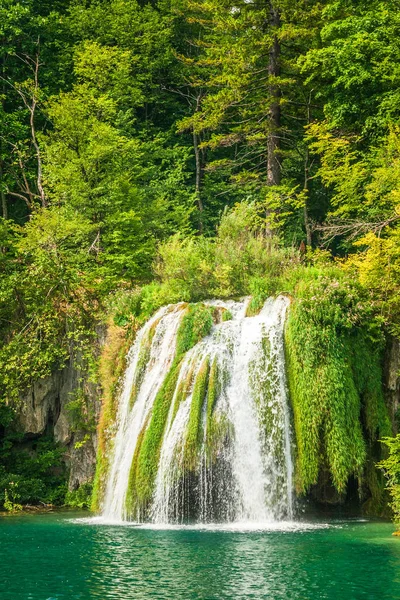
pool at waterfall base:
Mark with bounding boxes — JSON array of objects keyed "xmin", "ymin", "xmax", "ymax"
[
  {"xmin": 4, "ymin": 300, "xmax": 396, "ymax": 599},
  {"xmin": 1, "ymin": 512, "xmax": 400, "ymax": 600}
]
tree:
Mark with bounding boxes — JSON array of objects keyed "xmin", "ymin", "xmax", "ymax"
[{"xmin": 174, "ymin": 0, "xmax": 325, "ymax": 242}]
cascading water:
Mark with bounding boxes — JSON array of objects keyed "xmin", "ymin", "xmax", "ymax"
[
  {"xmin": 102, "ymin": 304, "xmax": 184, "ymax": 520},
  {"xmin": 101, "ymin": 296, "xmax": 294, "ymax": 524}
]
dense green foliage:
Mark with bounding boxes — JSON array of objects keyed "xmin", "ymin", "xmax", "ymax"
[
  {"xmin": 379, "ymin": 435, "xmax": 400, "ymax": 529},
  {"xmin": 0, "ymin": 432, "xmax": 66, "ymax": 509},
  {"xmin": 285, "ymin": 271, "xmax": 391, "ymax": 495}
]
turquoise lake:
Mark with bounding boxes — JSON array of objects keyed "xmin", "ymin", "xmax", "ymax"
[{"xmin": 1, "ymin": 513, "xmax": 400, "ymax": 599}]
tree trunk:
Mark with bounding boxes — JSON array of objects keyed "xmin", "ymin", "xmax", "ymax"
[
  {"xmin": 193, "ymin": 94, "xmax": 204, "ymax": 233},
  {"xmin": 267, "ymin": 3, "xmax": 281, "ymax": 187},
  {"xmin": 1, "ymin": 52, "xmax": 7, "ymax": 219},
  {"xmin": 303, "ymin": 202, "xmax": 312, "ymax": 247},
  {"xmin": 31, "ymin": 52, "xmax": 46, "ymax": 208},
  {"xmin": 303, "ymin": 90, "xmax": 314, "ymax": 247},
  {"xmin": 0, "ymin": 160, "xmax": 7, "ymax": 219},
  {"xmin": 303, "ymin": 148, "xmax": 312, "ymax": 247},
  {"xmin": 193, "ymin": 128, "xmax": 204, "ymax": 234}
]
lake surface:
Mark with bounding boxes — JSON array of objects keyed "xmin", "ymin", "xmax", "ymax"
[{"xmin": 1, "ymin": 513, "xmax": 399, "ymax": 599}]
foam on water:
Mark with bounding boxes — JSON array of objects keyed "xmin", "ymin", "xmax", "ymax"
[{"xmin": 73, "ymin": 516, "xmax": 333, "ymax": 533}]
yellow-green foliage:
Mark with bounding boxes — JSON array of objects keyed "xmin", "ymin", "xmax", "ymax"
[
  {"xmin": 379, "ymin": 435, "xmax": 400, "ymax": 529},
  {"xmin": 245, "ymin": 276, "xmax": 276, "ymax": 317},
  {"xmin": 125, "ymin": 303, "xmax": 214, "ymax": 516},
  {"xmin": 130, "ymin": 204, "xmax": 298, "ymax": 319},
  {"xmin": 285, "ymin": 274, "xmax": 390, "ymax": 496},
  {"xmin": 184, "ymin": 356, "xmax": 210, "ymax": 470}
]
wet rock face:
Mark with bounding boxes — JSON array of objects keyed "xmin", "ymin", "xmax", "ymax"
[
  {"xmin": 17, "ymin": 372, "xmax": 63, "ymax": 437},
  {"xmin": 385, "ymin": 337, "xmax": 400, "ymax": 432},
  {"xmin": 68, "ymin": 430, "xmax": 98, "ymax": 492},
  {"xmin": 16, "ymin": 360, "xmax": 101, "ymax": 491}
]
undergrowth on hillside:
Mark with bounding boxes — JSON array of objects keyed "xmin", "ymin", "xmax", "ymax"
[{"xmin": 0, "ymin": 433, "xmax": 66, "ymax": 509}]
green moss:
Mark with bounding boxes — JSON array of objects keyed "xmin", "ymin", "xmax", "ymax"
[
  {"xmin": 203, "ymin": 358, "xmax": 233, "ymax": 463},
  {"xmin": 125, "ymin": 303, "xmax": 215, "ymax": 517},
  {"xmin": 171, "ymin": 358, "xmax": 197, "ymax": 424},
  {"xmin": 221, "ymin": 309, "xmax": 233, "ymax": 322},
  {"xmin": 91, "ymin": 458, "xmax": 102, "ymax": 511},
  {"xmin": 125, "ymin": 413, "xmax": 151, "ymax": 518},
  {"xmin": 285, "ymin": 280, "xmax": 390, "ymax": 497},
  {"xmin": 184, "ymin": 356, "xmax": 210, "ymax": 470},
  {"xmin": 206, "ymin": 358, "xmax": 220, "ymax": 430},
  {"xmin": 127, "ymin": 362, "xmax": 181, "ymax": 516},
  {"xmin": 176, "ymin": 304, "xmax": 213, "ymax": 357},
  {"xmin": 206, "ymin": 412, "xmax": 232, "ymax": 463},
  {"xmin": 246, "ymin": 296, "xmax": 265, "ymax": 317}
]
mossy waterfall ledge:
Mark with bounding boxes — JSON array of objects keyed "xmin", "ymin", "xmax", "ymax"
[{"xmin": 96, "ymin": 296, "xmax": 294, "ymax": 523}]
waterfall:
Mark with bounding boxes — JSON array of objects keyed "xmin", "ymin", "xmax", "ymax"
[
  {"xmin": 102, "ymin": 304, "xmax": 184, "ymax": 520},
  {"xmin": 101, "ymin": 296, "xmax": 294, "ymax": 523}
]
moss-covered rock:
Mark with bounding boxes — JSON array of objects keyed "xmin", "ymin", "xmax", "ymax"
[
  {"xmin": 124, "ymin": 303, "xmax": 215, "ymax": 518},
  {"xmin": 91, "ymin": 322, "xmax": 135, "ymax": 511},
  {"xmin": 285, "ymin": 279, "xmax": 391, "ymax": 498},
  {"xmin": 184, "ymin": 356, "xmax": 210, "ymax": 471}
]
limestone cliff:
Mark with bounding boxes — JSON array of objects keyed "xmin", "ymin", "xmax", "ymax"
[
  {"xmin": 385, "ymin": 336, "xmax": 400, "ymax": 434},
  {"xmin": 15, "ymin": 357, "xmax": 102, "ymax": 493}
]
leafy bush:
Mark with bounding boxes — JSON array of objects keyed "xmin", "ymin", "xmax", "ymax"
[
  {"xmin": 379, "ymin": 435, "xmax": 400, "ymax": 529},
  {"xmin": 65, "ymin": 482, "xmax": 93, "ymax": 509},
  {"xmin": 119, "ymin": 202, "xmax": 299, "ymax": 324},
  {"xmin": 0, "ymin": 435, "xmax": 67, "ymax": 508}
]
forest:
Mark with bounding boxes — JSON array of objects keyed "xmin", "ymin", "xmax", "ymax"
[{"xmin": 1, "ymin": 0, "xmax": 400, "ymax": 528}]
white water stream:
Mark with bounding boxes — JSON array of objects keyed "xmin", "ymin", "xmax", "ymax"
[{"xmin": 101, "ymin": 296, "xmax": 294, "ymax": 524}]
